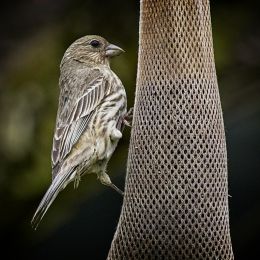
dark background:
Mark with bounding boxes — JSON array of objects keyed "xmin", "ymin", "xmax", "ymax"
[{"xmin": 0, "ymin": 1, "xmax": 259, "ymax": 259}]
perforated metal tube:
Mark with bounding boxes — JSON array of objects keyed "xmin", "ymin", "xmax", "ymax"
[{"xmin": 108, "ymin": 0, "xmax": 234, "ymax": 259}]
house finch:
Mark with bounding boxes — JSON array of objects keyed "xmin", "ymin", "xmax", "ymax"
[{"xmin": 31, "ymin": 35, "xmax": 129, "ymax": 229}]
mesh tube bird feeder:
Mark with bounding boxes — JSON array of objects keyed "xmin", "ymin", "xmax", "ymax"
[{"xmin": 108, "ymin": 0, "xmax": 234, "ymax": 259}]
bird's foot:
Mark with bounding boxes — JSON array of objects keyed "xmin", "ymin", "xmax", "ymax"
[
  {"xmin": 123, "ymin": 119, "xmax": 131, "ymax": 128},
  {"xmin": 123, "ymin": 107, "xmax": 133, "ymax": 128},
  {"xmin": 99, "ymin": 173, "xmax": 124, "ymax": 196},
  {"xmin": 109, "ymin": 183, "xmax": 124, "ymax": 196}
]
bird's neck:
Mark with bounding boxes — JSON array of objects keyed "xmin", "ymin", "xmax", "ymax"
[{"xmin": 60, "ymin": 58, "xmax": 110, "ymax": 72}]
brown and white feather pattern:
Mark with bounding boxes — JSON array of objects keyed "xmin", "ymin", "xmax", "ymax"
[{"xmin": 51, "ymin": 64, "xmax": 126, "ymax": 179}]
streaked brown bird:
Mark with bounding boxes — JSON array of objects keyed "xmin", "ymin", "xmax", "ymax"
[{"xmin": 31, "ymin": 35, "xmax": 129, "ymax": 229}]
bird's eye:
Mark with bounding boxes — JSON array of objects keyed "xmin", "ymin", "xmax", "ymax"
[{"xmin": 90, "ymin": 40, "xmax": 100, "ymax": 48}]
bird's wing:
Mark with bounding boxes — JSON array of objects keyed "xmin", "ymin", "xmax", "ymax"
[{"xmin": 51, "ymin": 72, "xmax": 109, "ymax": 179}]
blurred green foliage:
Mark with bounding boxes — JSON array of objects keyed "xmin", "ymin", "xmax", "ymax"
[{"xmin": 0, "ymin": 1, "xmax": 259, "ymax": 259}]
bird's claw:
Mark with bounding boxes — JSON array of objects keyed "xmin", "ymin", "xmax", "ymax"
[
  {"xmin": 124, "ymin": 107, "xmax": 134, "ymax": 128},
  {"xmin": 99, "ymin": 173, "xmax": 124, "ymax": 196},
  {"xmin": 123, "ymin": 119, "xmax": 132, "ymax": 128},
  {"xmin": 109, "ymin": 183, "xmax": 124, "ymax": 196}
]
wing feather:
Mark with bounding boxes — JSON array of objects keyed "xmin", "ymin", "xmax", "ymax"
[{"xmin": 51, "ymin": 72, "xmax": 108, "ymax": 179}]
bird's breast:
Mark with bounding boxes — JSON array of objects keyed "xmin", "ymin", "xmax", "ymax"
[{"xmin": 93, "ymin": 87, "xmax": 127, "ymax": 161}]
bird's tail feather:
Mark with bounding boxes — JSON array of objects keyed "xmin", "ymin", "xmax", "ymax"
[{"xmin": 31, "ymin": 168, "xmax": 75, "ymax": 230}]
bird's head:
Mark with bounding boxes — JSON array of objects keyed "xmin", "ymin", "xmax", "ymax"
[{"xmin": 61, "ymin": 35, "xmax": 124, "ymax": 67}]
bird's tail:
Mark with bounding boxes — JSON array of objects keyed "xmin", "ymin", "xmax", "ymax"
[{"xmin": 31, "ymin": 168, "xmax": 75, "ymax": 230}]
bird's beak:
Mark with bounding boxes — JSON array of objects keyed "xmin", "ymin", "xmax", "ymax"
[{"xmin": 105, "ymin": 44, "xmax": 124, "ymax": 57}]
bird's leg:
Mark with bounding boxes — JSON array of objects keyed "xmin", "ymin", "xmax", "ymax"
[
  {"xmin": 123, "ymin": 107, "xmax": 133, "ymax": 128},
  {"xmin": 109, "ymin": 183, "xmax": 124, "ymax": 196},
  {"xmin": 99, "ymin": 172, "xmax": 124, "ymax": 196}
]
